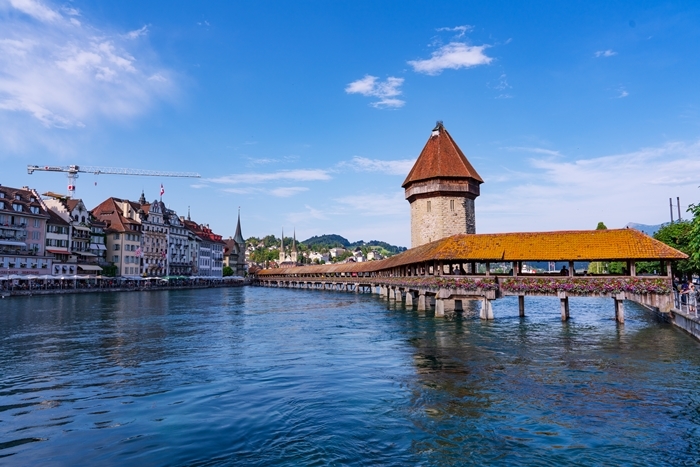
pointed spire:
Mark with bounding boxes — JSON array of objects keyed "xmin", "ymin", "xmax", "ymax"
[
  {"xmin": 187, "ymin": 206, "xmax": 191, "ymax": 221},
  {"xmin": 292, "ymin": 228, "xmax": 297, "ymax": 252},
  {"xmin": 233, "ymin": 207, "xmax": 244, "ymax": 244},
  {"xmin": 138, "ymin": 190, "xmax": 146, "ymax": 205},
  {"xmin": 402, "ymin": 121, "xmax": 483, "ymax": 188}
]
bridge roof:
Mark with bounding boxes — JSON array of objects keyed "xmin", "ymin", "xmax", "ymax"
[
  {"xmin": 257, "ymin": 228, "xmax": 687, "ymax": 276},
  {"xmin": 402, "ymin": 122, "xmax": 483, "ymax": 188}
]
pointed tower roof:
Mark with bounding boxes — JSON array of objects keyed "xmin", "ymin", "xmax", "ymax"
[
  {"xmin": 292, "ymin": 228, "xmax": 297, "ymax": 252},
  {"xmin": 233, "ymin": 208, "xmax": 244, "ymax": 244},
  {"xmin": 138, "ymin": 190, "xmax": 146, "ymax": 205},
  {"xmin": 402, "ymin": 122, "xmax": 483, "ymax": 188}
]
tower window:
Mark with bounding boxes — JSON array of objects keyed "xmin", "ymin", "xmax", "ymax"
[
  {"xmin": 427, "ymin": 201, "xmax": 431, "ymax": 212},
  {"xmin": 450, "ymin": 200, "xmax": 455, "ymax": 211}
]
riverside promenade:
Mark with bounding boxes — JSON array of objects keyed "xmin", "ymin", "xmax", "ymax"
[
  {"xmin": 1, "ymin": 276, "xmax": 246, "ymax": 298},
  {"xmin": 256, "ymin": 228, "xmax": 687, "ymax": 325}
]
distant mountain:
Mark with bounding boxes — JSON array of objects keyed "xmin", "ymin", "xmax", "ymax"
[
  {"xmin": 626, "ymin": 222, "xmax": 666, "ymax": 236},
  {"xmin": 302, "ymin": 234, "xmax": 350, "ymax": 248},
  {"xmin": 301, "ymin": 234, "xmax": 407, "ymax": 254}
]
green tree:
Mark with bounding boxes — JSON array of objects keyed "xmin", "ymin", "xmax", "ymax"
[
  {"xmin": 654, "ymin": 219, "xmax": 697, "ymax": 277},
  {"xmin": 596, "ymin": 222, "xmax": 607, "ymax": 230},
  {"xmin": 688, "ymin": 202, "xmax": 700, "ymax": 273},
  {"xmin": 222, "ymin": 266, "xmax": 233, "ymax": 277}
]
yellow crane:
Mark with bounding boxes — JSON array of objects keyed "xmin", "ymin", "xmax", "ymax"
[{"xmin": 27, "ymin": 164, "xmax": 201, "ymax": 199}]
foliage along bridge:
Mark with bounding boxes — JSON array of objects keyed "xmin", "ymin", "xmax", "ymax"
[{"xmin": 254, "ymin": 228, "xmax": 687, "ymax": 323}]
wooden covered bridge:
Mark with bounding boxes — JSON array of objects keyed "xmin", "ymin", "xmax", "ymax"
[{"xmin": 255, "ymin": 228, "xmax": 687, "ymax": 323}]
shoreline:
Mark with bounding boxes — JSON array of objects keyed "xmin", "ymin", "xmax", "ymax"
[{"xmin": 0, "ymin": 281, "xmax": 248, "ymax": 298}]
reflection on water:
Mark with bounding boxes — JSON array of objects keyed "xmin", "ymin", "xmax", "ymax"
[{"xmin": 1, "ymin": 288, "xmax": 699, "ymax": 466}]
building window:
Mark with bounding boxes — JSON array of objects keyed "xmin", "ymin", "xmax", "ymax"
[
  {"xmin": 114, "ymin": 244, "xmax": 120, "ymax": 250},
  {"xmin": 427, "ymin": 200, "xmax": 431, "ymax": 213},
  {"xmin": 34, "ymin": 219, "xmax": 40, "ymax": 228},
  {"xmin": 113, "ymin": 255, "xmax": 119, "ymax": 263},
  {"xmin": 450, "ymin": 200, "xmax": 455, "ymax": 211},
  {"xmin": 12, "ymin": 203, "xmax": 22, "ymax": 212},
  {"xmin": 30, "ymin": 206, "xmax": 39, "ymax": 214},
  {"xmin": 114, "ymin": 233, "xmax": 120, "ymax": 239}
]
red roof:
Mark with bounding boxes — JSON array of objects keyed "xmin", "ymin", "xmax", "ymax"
[{"xmin": 402, "ymin": 122, "xmax": 483, "ymax": 188}]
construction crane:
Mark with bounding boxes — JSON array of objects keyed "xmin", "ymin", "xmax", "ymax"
[{"xmin": 27, "ymin": 164, "xmax": 201, "ymax": 199}]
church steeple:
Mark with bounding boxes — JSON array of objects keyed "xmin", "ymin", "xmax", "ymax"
[
  {"xmin": 138, "ymin": 190, "xmax": 147, "ymax": 205},
  {"xmin": 279, "ymin": 228, "xmax": 285, "ymax": 262},
  {"xmin": 290, "ymin": 228, "xmax": 298, "ymax": 263},
  {"xmin": 233, "ymin": 207, "xmax": 244, "ymax": 245}
]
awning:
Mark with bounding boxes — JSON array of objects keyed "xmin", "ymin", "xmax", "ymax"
[
  {"xmin": 89, "ymin": 244, "xmax": 107, "ymax": 250},
  {"xmin": 0, "ymin": 240, "xmax": 26, "ymax": 247},
  {"xmin": 78, "ymin": 264, "xmax": 103, "ymax": 271},
  {"xmin": 75, "ymin": 251, "xmax": 96, "ymax": 257},
  {"xmin": 72, "ymin": 225, "xmax": 90, "ymax": 231},
  {"xmin": 47, "ymin": 248, "xmax": 71, "ymax": 254}
]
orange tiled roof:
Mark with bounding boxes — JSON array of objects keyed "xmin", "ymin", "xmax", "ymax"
[
  {"xmin": 402, "ymin": 122, "xmax": 483, "ymax": 188},
  {"xmin": 257, "ymin": 229, "xmax": 687, "ymax": 276}
]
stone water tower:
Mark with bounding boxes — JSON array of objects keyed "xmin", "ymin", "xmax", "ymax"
[{"xmin": 402, "ymin": 122, "xmax": 483, "ymax": 248}]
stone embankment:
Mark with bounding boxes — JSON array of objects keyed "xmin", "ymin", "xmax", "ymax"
[{"xmin": 1, "ymin": 281, "xmax": 247, "ymax": 298}]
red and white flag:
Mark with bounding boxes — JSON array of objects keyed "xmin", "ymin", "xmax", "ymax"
[{"xmin": 160, "ymin": 184, "xmax": 165, "ymax": 196}]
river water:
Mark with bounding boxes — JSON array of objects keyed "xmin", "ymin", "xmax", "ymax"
[{"xmin": 1, "ymin": 287, "xmax": 699, "ymax": 466}]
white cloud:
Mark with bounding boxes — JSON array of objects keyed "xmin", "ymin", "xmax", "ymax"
[
  {"xmin": 208, "ymin": 169, "xmax": 331, "ymax": 185},
  {"xmin": 594, "ymin": 49, "xmax": 617, "ymax": 57},
  {"xmin": 270, "ymin": 186, "xmax": 308, "ymax": 198},
  {"xmin": 124, "ymin": 25, "xmax": 149, "ymax": 40},
  {"xmin": 345, "ymin": 75, "xmax": 405, "ymax": 108},
  {"xmin": 408, "ymin": 42, "xmax": 492, "ymax": 75},
  {"xmin": 479, "ymin": 140, "xmax": 700, "ymax": 233},
  {"xmin": 436, "ymin": 25, "xmax": 473, "ymax": 38},
  {"xmin": 0, "ymin": 0, "xmax": 176, "ymax": 131},
  {"xmin": 503, "ymin": 146, "xmax": 562, "ymax": 157},
  {"xmin": 334, "ymin": 191, "xmax": 407, "ymax": 217},
  {"xmin": 341, "ymin": 156, "xmax": 415, "ymax": 175},
  {"xmin": 617, "ymin": 88, "xmax": 629, "ymax": 98},
  {"xmin": 8, "ymin": 0, "xmax": 60, "ymax": 22},
  {"xmin": 286, "ymin": 204, "xmax": 328, "ymax": 224}
]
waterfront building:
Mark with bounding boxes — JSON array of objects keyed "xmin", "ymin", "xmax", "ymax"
[
  {"xmin": 183, "ymin": 218, "xmax": 224, "ymax": 277},
  {"xmin": 139, "ymin": 194, "xmax": 168, "ymax": 277},
  {"xmin": 164, "ymin": 207, "xmax": 191, "ymax": 276},
  {"xmin": 223, "ymin": 211, "xmax": 246, "ymax": 277},
  {"xmin": 89, "ymin": 217, "xmax": 109, "ymax": 271},
  {"xmin": 91, "ymin": 197, "xmax": 144, "ymax": 277},
  {"xmin": 44, "ymin": 209, "xmax": 73, "ymax": 275},
  {"xmin": 0, "ymin": 185, "xmax": 52, "ymax": 275},
  {"xmin": 43, "ymin": 196, "xmax": 102, "ymax": 275},
  {"xmin": 403, "ymin": 121, "xmax": 483, "ymax": 248}
]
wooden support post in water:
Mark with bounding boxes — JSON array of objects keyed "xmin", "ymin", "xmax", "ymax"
[
  {"xmin": 615, "ymin": 294, "xmax": 625, "ymax": 324},
  {"xmin": 417, "ymin": 292, "xmax": 427, "ymax": 311},
  {"xmin": 559, "ymin": 293, "xmax": 570, "ymax": 321},
  {"xmin": 480, "ymin": 298, "xmax": 494, "ymax": 320},
  {"xmin": 405, "ymin": 291, "xmax": 413, "ymax": 307},
  {"xmin": 519, "ymin": 295, "xmax": 525, "ymax": 317},
  {"xmin": 435, "ymin": 299, "xmax": 445, "ymax": 317}
]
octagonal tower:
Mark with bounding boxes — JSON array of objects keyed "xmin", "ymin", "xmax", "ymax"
[{"xmin": 403, "ymin": 122, "xmax": 483, "ymax": 248}]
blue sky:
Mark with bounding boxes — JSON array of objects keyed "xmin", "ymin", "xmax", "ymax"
[{"xmin": 2, "ymin": 1, "xmax": 700, "ymax": 247}]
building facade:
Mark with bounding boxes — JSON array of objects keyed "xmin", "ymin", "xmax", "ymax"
[
  {"xmin": 0, "ymin": 185, "xmax": 52, "ymax": 275},
  {"xmin": 223, "ymin": 210, "xmax": 246, "ymax": 277},
  {"xmin": 403, "ymin": 122, "xmax": 483, "ymax": 248},
  {"xmin": 91, "ymin": 197, "xmax": 143, "ymax": 277},
  {"xmin": 140, "ymin": 196, "xmax": 168, "ymax": 277}
]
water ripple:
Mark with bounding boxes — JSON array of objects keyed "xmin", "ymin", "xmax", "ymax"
[{"xmin": 0, "ymin": 289, "xmax": 699, "ymax": 465}]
